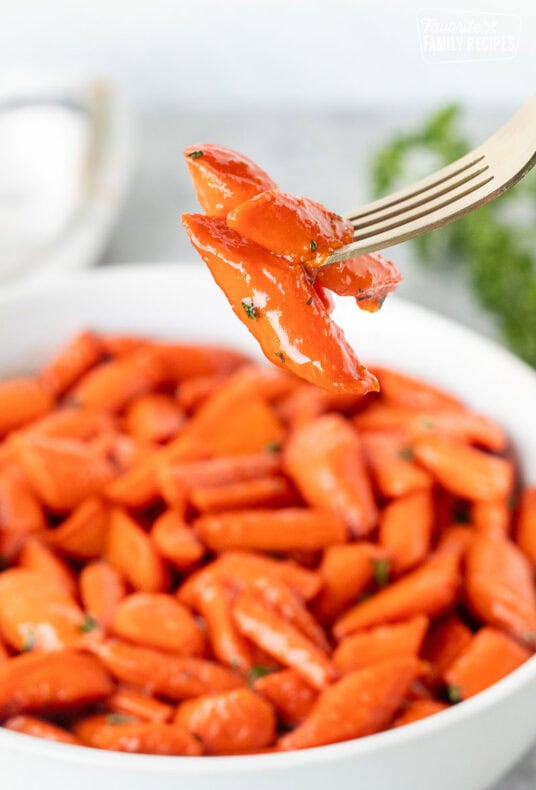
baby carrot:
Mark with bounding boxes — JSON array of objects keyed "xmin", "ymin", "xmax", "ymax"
[
  {"xmin": 151, "ymin": 510, "xmax": 204, "ymax": 569},
  {"xmin": 379, "ymin": 491, "xmax": 433, "ymax": 574},
  {"xmin": 106, "ymin": 509, "xmax": 168, "ymax": 593},
  {"xmin": 195, "ymin": 581, "xmax": 253, "ymax": 672},
  {"xmin": 278, "ymin": 656, "xmax": 423, "ymax": 750},
  {"xmin": 465, "ymin": 534, "xmax": 536, "ymax": 645},
  {"xmin": 190, "ymin": 476, "xmax": 293, "ymax": 513},
  {"xmin": 471, "ymin": 500, "xmax": 511, "ymax": 538},
  {"xmin": 4, "ymin": 715, "xmax": 80, "ymax": 744},
  {"xmin": 206, "ymin": 551, "xmax": 321, "ymax": 601},
  {"xmin": 372, "ymin": 368, "xmax": 463, "ymax": 411},
  {"xmin": 150, "ymin": 341, "xmax": 248, "ymax": 382},
  {"xmin": 176, "ymin": 374, "xmax": 227, "ymax": 413},
  {"xmin": 0, "ymin": 464, "xmax": 45, "ymax": 559},
  {"xmin": 28, "ymin": 407, "xmax": 115, "ymax": 441},
  {"xmin": 444, "ymin": 627, "xmax": 531, "ymax": 700},
  {"xmin": 333, "ymin": 616, "xmax": 429, "ymax": 674},
  {"xmin": 421, "ymin": 615, "xmax": 473, "ymax": 688},
  {"xmin": 334, "ymin": 552, "xmax": 460, "ymax": 639},
  {"xmin": 284, "ymin": 414, "xmax": 377, "ymax": 536},
  {"xmin": 125, "ymin": 393, "xmax": 186, "ymax": 444},
  {"xmin": 39, "ymin": 331, "xmax": 104, "ymax": 397},
  {"xmin": 360, "ymin": 432, "xmax": 433, "ymax": 498},
  {"xmin": 0, "ymin": 378, "xmax": 53, "ymax": 438},
  {"xmin": 253, "ymin": 669, "xmax": 318, "ymax": 727},
  {"xmin": 106, "ymin": 688, "xmax": 174, "ymax": 723},
  {"xmin": 79, "ymin": 561, "xmax": 126, "ymax": 629},
  {"xmin": 194, "ymin": 508, "xmax": 347, "ymax": 553},
  {"xmin": 18, "ymin": 538, "xmax": 77, "ymax": 597},
  {"xmin": 74, "ymin": 714, "xmax": 202, "ymax": 755},
  {"xmin": 46, "ymin": 496, "xmax": 110, "ymax": 560},
  {"xmin": 393, "ymin": 699, "xmax": 448, "ymax": 727},
  {"xmin": 516, "ymin": 487, "xmax": 536, "ymax": 567},
  {"xmin": 436, "ymin": 525, "xmax": 474, "ymax": 561}
]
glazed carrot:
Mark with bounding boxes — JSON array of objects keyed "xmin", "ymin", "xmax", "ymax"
[
  {"xmin": 372, "ymin": 368, "xmax": 463, "ymax": 411},
  {"xmin": 284, "ymin": 415, "xmax": 377, "ymax": 535},
  {"xmin": 333, "ymin": 616, "xmax": 429, "ymax": 674},
  {"xmin": 182, "ymin": 214, "xmax": 378, "ymax": 395},
  {"xmin": 312, "ymin": 281, "xmax": 334, "ymax": 313},
  {"xmin": 253, "ymin": 669, "xmax": 318, "ymax": 726},
  {"xmin": 313, "ymin": 543, "xmax": 387, "ymax": 624},
  {"xmin": 176, "ymin": 374, "xmax": 227, "ymax": 413},
  {"xmin": 278, "ymin": 656, "xmax": 423, "ymax": 750},
  {"xmin": 227, "ymin": 190, "xmax": 353, "ymax": 266},
  {"xmin": 196, "ymin": 397, "xmax": 285, "ymax": 457},
  {"xmin": 393, "ymin": 700, "xmax": 448, "ymax": 727},
  {"xmin": 315, "ymin": 252, "xmax": 401, "ymax": 306},
  {"xmin": 471, "ymin": 500, "xmax": 511, "ymax": 537},
  {"xmin": 106, "ymin": 509, "xmax": 168, "ymax": 593},
  {"xmin": 151, "ymin": 510, "xmax": 204, "ymax": 569},
  {"xmin": 436, "ymin": 525, "xmax": 474, "ymax": 560},
  {"xmin": 190, "ymin": 476, "xmax": 292, "ymax": 513},
  {"xmin": 80, "ymin": 561, "xmax": 126, "ymax": 629},
  {"xmin": 4, "ymin": 714, "xmax": 80, "ymax": 744},
  {"xmin": 106, "ymin": 688, "xmax": 174, "ymax": 723},
  {"xmin": 379, "ymin": 491, "xmax": 433, "ymax": 574},
  {"xmin": 413, "ymin": 436, "xmax": 513, "ymax": 502},
  {"xmin": 232, "ymin": 591, "xmax": 336, "ymax": 690},
  {"xmin": 516, "ymin": 487, "xmax": 536, "ymax": 567},
  {"xmin": 125, "ymin": 393, "xmax": 185, "ymax": 444},
  {"xmin": 29, "ymin": 407, "xmax": 115, "ymax": 441},
  {"xmin": 40, "ymin": 331, "xmax": 104, "ymax": 396},
  {"xmin": 90, "ymin": 639, "xmax": 242, "ymax": 699},
  {"xmin": 194, "ymin": 508, "xmax": 347, "ymax": 553},
  {"xmin": 0, "ymin": 378, "xmax": 53, "ymax": 438},
  {"xmin": 150, "ymin": 341, "xmax": 248, "ymax": 382},
  {"xmin": 360, "ymin": 432, "xmax": 433, "ymax": 498},
  {"xmin": 0, "ymin": 464, "xmax": 45, "ymax": 559},
  {"xmin": 444, "ymin": 627, "xmax": 531, "ymax": 700},
  {"xmin": 334, "ymin": 552, "xmax": 460, "ymax": 639},
  {"xmin": 72, "ymin": 348, "xmax": 166, "ymax": 413},
  {"xmin": 0, "ymin": 649, "xmax": 112, "ymax": 718},
  {"xmin": 112, "ymin": 593, "xmax": 205, "ymax": 656},
  {"xmin": 46, "ymin": 497, "xmax": 109, "ymax": 560},
  {"xmin": 0, "ymin": 568, "xmax": 84, "ymax": 651},
  {"xmin": 184, "ymin": 143, "xmax": 277, "ymax": 217},
  {"xmin": 421, "ymin": 615, "xmax": 473, "ymax": 687},
  {"xmin": 12, "ymin": 433, "xmax": 115, "ymax": 511},
  {"xmin": 176, "ymin": 688, "xmax": 275, "ymax": 754},
  {"xmin": 465, "ymin": 534, "xmax": 536, "ymax": 644},
  {"xmin": 19, "ymin": 539, "xmax": 77, "ymax": 597},
  {"xmin": 74, "ymin": 714, "xmax": 202, "ymax": 755},
  {"xmin": 195, "ymin": 581, "xmax": 253, "ymax": 672},
  {"xmin": 100, "ymin": 334, "xmax": 147, "ymax": 357}
]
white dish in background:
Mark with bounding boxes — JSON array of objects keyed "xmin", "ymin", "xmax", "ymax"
[{"xmin": 0, "ymin": 263, "xmax": 535, "ymax": 790}]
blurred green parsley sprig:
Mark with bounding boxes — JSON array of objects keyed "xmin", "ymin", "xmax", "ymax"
[{"xmin": 371, "ymin": 105, "xmax": 536, "ymax": 367}]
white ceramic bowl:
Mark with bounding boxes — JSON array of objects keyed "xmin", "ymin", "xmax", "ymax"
[{"xmin": 1, "ymin": 263, "xmax": 536, "ymax": 790}]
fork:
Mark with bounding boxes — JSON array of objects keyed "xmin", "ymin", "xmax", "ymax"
[{"xmin": 326, "ymin": 95, "xmax": 536, "ymax": 264}]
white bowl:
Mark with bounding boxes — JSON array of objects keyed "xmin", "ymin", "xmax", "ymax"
[{"xmin": 1, "ymin": 263, "xmax": 535, "ymax": 790}]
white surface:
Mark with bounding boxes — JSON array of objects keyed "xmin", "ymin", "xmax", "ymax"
[{"xmin": 0, "ymin": 263, "xmax": 536, "ymax": 790}]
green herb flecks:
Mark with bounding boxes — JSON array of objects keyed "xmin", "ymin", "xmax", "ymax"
[
  {"xmin": 187, "ymin": 150, "xmax": 204, "ymax": 159},
  {"xmin": 79, "ymin": 614, "xmax": 99, "ymax": 633},
  {"xmin": 22, "ymin": 628, "xmax": 36, "ymax": 652},
  {"xmin": 265, "ymin": 441, "xmax": 282, "ymax": 454},
  {"xmin": 306, "ymin": 296, "xmax": 314, "ymax": 306},
  {"xmin": 247, "ymin": 665, "xmax": 275, "ymax": 687},
  {"xmin": 275, "ymin": 352, "xmax": 285, "ymax": 363},
  {"xmin": 310, "ymin": 240, "xmax": 318, "ymax": 252},
  {"xmin": 372, "ymin": 557, "xmax": 390, "ymax": 588},
  {"xmin": 447, "ymin": 684, "xmax": 463, "ymax": 704},
  {"xmin": 398, "ymin": 447, "xmax": 415, "ymax": 462},
  {"xmin": 241, "ymin": 299, "xmax": 258, "ymax": 320}
]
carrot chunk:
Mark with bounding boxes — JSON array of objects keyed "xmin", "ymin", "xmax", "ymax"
[
  {"xmin": 379, "ymin": 491, "xmax": 433, "ymax": 574},
  {"xmin": 360, "ymin": 432, "xmax": 433, "ymax": 498},
  {"xmin": 195, "ymin": 581, "xmax": 253, "ymax": 672},
  {"xmin": 393, "ymin": 699, "xmax": 448, "ymax": 727},
  {"xmin": 5, "ymin": 714, "xmax": 80, "ymax": 744},
  {"xmin": 0, "ymin": 464, "xmax": 45, "ymax": 559},
  {"xmin": 106, "ymin": 509, "xmax": 168, "ymax": 593},
  {"xmin": 253, "ymin": 669, "xmax": 318, "ymax": 726},
  {"xmin": 315, "ymin": 252, "xmax": 402, "ymax": 306},
  {"xmin": 125, "ymin": 393, "xmax": 185, "ymax": 444},
  {"xmin": 40, "ymin": 331, "xmax": 104, "ymax": 396},
  {"xmin": 106, "ymin": 688, "xmax": 174, "ymax": 723},
  {"xmin": 0, "ymin": 379, "xmax": 53, "ymax": 438},
  {"xmin": 334, "ymin": 616, "xmax": 429, "ymax": 674},
  {"xmin": 372, "ymin": 368, "xmax": 463, "ymax": 411},
  {"xmin": 46, "ymin": 496, "xmax": 109, "ymax": 559},
  {"xmin": 79, "ymin": 561, "xmax": 126, "ymax": 629},
  {"xmin": 421, "ymin": 615, "xmax": 473, "ymax": 687},
  {"xmin": 75, "ymin": 714, "xmax": 202, "ymax": 755},
  {"xmin": 151, "ymin": 510, "xmax": 204, "ymax": 569}
]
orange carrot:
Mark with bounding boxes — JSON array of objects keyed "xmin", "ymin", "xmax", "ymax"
[
  {"xmin": 40, "ymin": 331, "xmax": 104, "ymax": 396},
  {"xmin": 4, "ymin": 714, "xmax": 80, "ymax": 744},
  {"xmin": 284, "ymin": 415, "xmax": 377, "ymax": 536},
  {"xmin": 471, "ymin": 500, "xmax": 511, "ymax": 538},
  {"xmin": 314, "ymin": 252, "xmax": 401, "ymax": 306},
  {"xmin": 372, "ymin": 368, "xmax": 463, "ymax": 411},
  {"xmin": 74, "ymin": 714, "xmax": 202, "ymax": 755},
  {"xmin": 106, "ymin": 688, "xmax": 174, "ymax": 723},
  {"xmin": 253, "ymin": 669, "xmax": 318, "ymax": 726},
  {"xmin": 379, "ymin": 491, "xmax": 433, "ymax": 574},
  {"xmin": 421, "ymin": 615, "xmax": 473, "ymax": 687},
  {"xmin": 190, "ymin": 475, "xmax": 293, "ymax": 513},
  {"xmin": 125, "ymin": 393, "xmax": 185, "ymax": 443},
  {"xmin": 0, "ymin": 464, "xmax": 45, "ymax": 559},
  {"xmin": 333, "ymin": 616, "xmax": 429, "ymax": 674},
  {"xmin": 150, "ymin": 341, "xmax": 248, "ymax": 382},
  {"xmin": 436, "ymin": 525, "xmax": 474, "ymax": 561},
  {"xmin": 444, "ymin": 627, "xmax": 530, "ymax": 700},
  {"xmin": 176, "ymin": 688, "xmax": 275, "ymax": 754},
  {"xmin": 150, "ymin": 510, "xmax": 204, "ymax": 569},
  {"xmin": 465, "ymin": 534, "xmax": 536, "ymax": 644},
  {"xmin": 334, "ymin": 552, "xmax": 460, "ymax": 639},
  {"xmin": 195, "ymin": 581, "xmax": 253, "ymax": 672},
  {"xmin": 393, "ymin": 699, "xmax": 448, "ymax": 727},
  {"xmin": 516, "ymin": 487, "xmax": 536, "ymax": 567},
  {"xmin": 46, "ymin": 496, "xmax": 109, "ymax": 559},
  {"xmin": 0, "ymin": 378, "xmax": 53, "ymax": 438},
  {"xmin": 106, "ymin": 509, "xmax": 168, "ymax": 593},
  {"xmin": 79, "ymin": 561, "xmax": 126, "ymax": 629},
  {"xmin": 360, "ymin": 432, "xmax": 433, "ymax": 498},
  {"xmin": 176, "ymin": 374, "xmax": 227, "ymax": 413},
  {"xmin": 28, "ymin": 407, "xmax": 115, "ymax": 441},
  {"xmin": 18, "ymin": 539, "xmax": 77, "ymax": 596},
  {"xmin": 278, "ymin": 656, "xmax": 423, "ymax": 750}
]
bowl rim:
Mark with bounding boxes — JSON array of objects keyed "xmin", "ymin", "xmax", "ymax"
[{"xmin": 1, "ymin": 262, "xmax": 535, "ymax": 773}]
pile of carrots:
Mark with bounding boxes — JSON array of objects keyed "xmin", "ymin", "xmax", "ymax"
[{"xmin": 0, "ymin": 330, "xmax": 535, "ymax": 756}]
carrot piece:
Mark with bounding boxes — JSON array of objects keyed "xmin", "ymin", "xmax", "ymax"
[
  {"xmin": 184, "ymin": 143, "xmax": 277, "ymax": 217},
  {"xmin": 313, "ymin": 543, "xmax": 387, "ymax": 623},
  {"xmin": 150, "ymin": 341, "xmax": 248, "ymax": 382},
  {"xmin": 278, "ymin": 656, "xmax": 423, "ymax": 750},
  {"xmin": 0, "ymin": 464, "xmax": 45, "ymax": 560},
  {"xmin": 12, "ymin": 433, "xmax": 115, "ymax": 512},
  {"xmin": 284, "ymin": 415, "xmax": 377, "ymax": 536},
  {"xmin": 106, "ymin": 688, "xmax": 174, "ymax": 723},
  {"xmin": 194, "ymin": 508, "xmax": 347, "ymax": 553},
  {"xmin": 227, "ymin": 190, "xmax": 353, "ymax": 266},
  {"xmin": 0, "ymin": 649, "xmax": 112, "ymax": 718},
  {"xmin": 465, "ymin": 534, "xmax": 536, "ymax": 644},
  {"xmin": 195, "ymin": 581, "xmax": 253, "ymax": 672},
  {"xmin": 176, "ymin": 374, "xmax": 227, "ymax": 413},
  {"xmin": 18, "ymin": 539, "xmax": 77, "ymax": 596},
  {"xmin": 74, "ymin": 714, "xmax": 202, "ymax": 755},
  {"xmin": 471, "ymin": 500, "xmax": 511, "ymax": 537},
  {"xmin": 0, "ymin": 637, "xmax": 9, "ymax": 663},
  {"xmin": 112, "ymin": 593, "xmax": 205, "ymax": 656},
  {"xmin": 436, "ymin": 525, "xmax": 474, "ymax": 560},
  {"xmin": 40, "ymin": 331, "xmax": 104, "ymax": 396},
  {"xmin": 444, "ymin": 627, "xmax": 531, "ymax": 700},
  {"xmin": 421, "ymin": 615, "xmax": 473, "ymax": 687},
  {"xmin": 124, "ymin": 393, "xmax": 185, "ymax": 444},
  {"xmin": 105, "ymin": 456, "xmax": 162, "ymax": 509},
  {"xmin": 72, "ymin": 348, "xmax": 166, "ymax": 413},
  {"xmin": 373, "ymin": 368, "xmax": 463, "ymax": 411},
  {"xmin": 100, "ymin": 334, "xmax": 147, "ymax": 358},
  {"xmin": 4, "ymin": 714, "xmax": 80, "ymax": 744},
  {"xmin": 333, "ymin": 616, "xmax": 429, "ymax": 674},
  {"xmin": 360, "ymin": 432, "xmax": 433, "ymax": 498},
  {"xmin": 253, "ymin": 669, "xmax": 318, "ymax": 726},
  {"xmin": 0, "ymin": 568, "xmax": 84, "ymax": 651},
  {"xmin": 182, "ymin": 214, "xmax": 378, "ymax": 395},
  {"xmin": 413, "ymin": 436, "xmax": 513, "ymax": 502},
  {"xmin": 28, "ymin": 407, "xmax": 115, "ymax": 441},
  {"xmin": 80, "ymin": 561, "xmax": 126, "ymax": 629},
  {"xmin": 393, "ymin": 699, "xmax": 448, "ymax": 727},
  {"xmin": 106, "ymin": 509, "xmax": 168, "ymax": 593},
  {"xmin": 94, "ymin": 431, "xmax": 157, "ymax": 474},
  {"xmin": 0, "ymin": 379, "xmax": 53, "ymax": 438},
  {"xmin": 90, "ymin": 639, "xmax": 242, "ymax": 699},
  {"xmin": 232, "ymin": 591, "xmax": 336, "ymax": 690},
  {"xmin": 379, "ymin": 491, "xmax": 434, "ymax": 574},
  {"xmin": 190, "ymin": 475, "xmax": 292, "ymax": 513},
  {"xmin": 46, "ymin": 496, "xmax": 109, "ymax": 559},
  {"xmin": 516, "ymin": 487, "xmax": 536, "ymax": 567},
  {"xmin": 315, "ymin": 252, "xmax": 401, "ymax": 305},
  {"xmin": 334, "ymin": 552, "xmax": 460, "ymax": 639},
  {"xmin": 151, "ymin": 510, "xmax": 204, "ymax": 569},
  {"xmin": 278, "ymin": 384, "xmax": 363, "ymax": 430},
  {"xmin": 204, "ymin": 397, "xmax": 285, "ymax": 457},
  {"xmin": 175, "ymin": 688, "xmax": 275, "ymax": 755}
]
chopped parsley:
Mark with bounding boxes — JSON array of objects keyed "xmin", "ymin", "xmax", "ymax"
[
  {"xmin": 187, "ymin": 150, "xmax": 204, "ymax": 159},
  {"xmin": 265, "ymin": 441, "xmax": 282, "ymax": 454},
  {"xmin": 247, "ymin": 665, "xmax": 275, "ymax": 687},
  {"xmin": 398, "ymin": 447, "xmax": 415, "ymax": 462},
  {"xmin": 275, "ymin": 352, "xmax": 285, "ymax": 363},
  {"xmin": 310, "ymin": 240, "xmax": 318, "ymax": 252},
  {"xmin": 372, "ymin": 557, "xmax": 390, "ymax": 588},
  {"xmin": 306, "ymin": 296, "xmax": 314, "ymax": 306},
  {"xmin": 22, "ymin": 628, "xmax": 36, "ymax": 652},
  {"xmin": 79, "ymin": 614, "xmax": 99, "ymax": 633},
  {"xmin": 447, "ymin": 684, "xmax": 462, "ymax": 704},
  {"xmin": 241, "ymin": 299, "xmax": 258, "ymax": 320}
]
